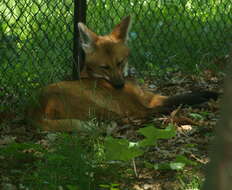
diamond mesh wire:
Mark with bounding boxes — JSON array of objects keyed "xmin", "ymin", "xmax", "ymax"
[
  {"xmin": 1, "ymin": 0, "xmax": 232, "ymax": 111},
  {"xmin": 1, "ymin": 0, "xmax": 74, "ymax": 111},
  {"xmin": 87, "ymin": 0, "xmax": 232, "ymax": 75}
]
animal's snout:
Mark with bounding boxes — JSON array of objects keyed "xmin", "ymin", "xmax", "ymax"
[{"xmin": 111, "ymin": 79, "xmax": 125, "ymax": 89}]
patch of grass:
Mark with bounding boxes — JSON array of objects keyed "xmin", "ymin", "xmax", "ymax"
[
  {"xmin": 0, "ymin": 120, "xmax": 124, "ymax": 190},
  {"xmin": 178, "ymin": 172, "xmax": 204, "ymax": 190},
  {"xmin": 24, "ymin": 134, "xmax": 96, "ymax": 190},
  {"xmin": 0, "ymin": 142, "xmax": 45, "ymax": 187}
]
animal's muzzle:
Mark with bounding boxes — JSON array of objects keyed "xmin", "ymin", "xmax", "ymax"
[{"xmin": 111, "ymin": 78, "xmax": 125, "ymax": 89}]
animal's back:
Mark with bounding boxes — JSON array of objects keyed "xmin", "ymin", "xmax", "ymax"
[{"xmin": 30, "ymin": 79, "xmax": 158, "ymax": 123}]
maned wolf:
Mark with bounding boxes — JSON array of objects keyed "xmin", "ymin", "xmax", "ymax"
[{"xmin": 29, "ymin": 16, "xmax": 218, "ymax": 132}]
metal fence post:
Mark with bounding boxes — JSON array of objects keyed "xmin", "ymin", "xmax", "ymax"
[{"xmin": 73, "ymin": 0, "xmax": 87, "ymax": 80}]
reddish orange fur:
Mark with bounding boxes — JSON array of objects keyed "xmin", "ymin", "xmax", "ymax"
[
  {"xmin": 30, "ymin": 78, "xmax": 168, "ymax": 131},
  {"xmin": 29, "ymin": 16, "xmax": 216, "ymax": 132}
]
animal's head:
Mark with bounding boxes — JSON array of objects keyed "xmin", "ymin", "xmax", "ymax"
[{"xmin": 78, "ymin": 16, "xmax": 132, "ymax": 89}]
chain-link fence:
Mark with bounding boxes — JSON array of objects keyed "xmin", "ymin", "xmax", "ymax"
[
  {"xmin": 1, "ymin": 0, "xmax": 232, "ymax": 111},
  {"xmin": 88, "ymin": 0, "xmax": 232, "ymax": 70}
]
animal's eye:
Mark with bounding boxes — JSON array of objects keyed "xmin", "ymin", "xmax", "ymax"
[{"xmin": 100, "ymin": 65, "xmax": 110, "ymax": 70}]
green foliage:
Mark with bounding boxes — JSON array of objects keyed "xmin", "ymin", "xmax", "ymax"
[
  {"xmin": 99, "ymin": 183, "xmax": 121, "ymax": 190},
  {"xmin": 145, "ymin": 161, "xmax": 185, "ymax": 171},
  {"xmin": 105, "ymin": 125, "xmax": 176, "ymax": 162},
  {"xmin": 24, "ymin": 134, "xmax": 96, "ymax": 190},
  {"xmin": 0, "ymin": 142, "xmax": 44, "ymax": 185},
  {"xmin": 175, "ymin": 155, "xmax": 197, "ymax": 166},
  {"xmin": 105, "ymin": 137, "xmax": 143, "ymax": 161},
  {"xmin": 0, "ymin": 130, "xmax": 125, "ymax": 189},
  {"xmin": 138, "ymin": 124, "xmax": 176, "ymax": 147},
  {"xmin": 104, "ymin": 124, "xmax": 196, "ymax": 171},
  {"xmin": 145, "ymin": 155, "xmax": 197, "ymax": 171},
  {"xmin": 0, "ymin": 122, "xmax": 203, "ymax": 188},
  {"xmin": 178, "ymin": 173, "xmax": 204, "ymax": 190},
  {"xmin": 1, "ymin": 142, "xmax": 43, "ymax": 156}
]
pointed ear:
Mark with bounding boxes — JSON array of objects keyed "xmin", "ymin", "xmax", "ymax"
[
  {"xmin": 78, "ymin": 22, "xmax": 98, "ymax": 53},
  {"xmin": 111, "ymin": 15, "xmax": 132, "ymax": 43}
]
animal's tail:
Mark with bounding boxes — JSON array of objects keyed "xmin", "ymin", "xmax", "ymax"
[
  {"xmin": 164, "ymin": 91, "xmax": 219, "ymax": 106},
  {"xmin": 154, "ymin": 91, "xmax": 219, "ymax": 113}
]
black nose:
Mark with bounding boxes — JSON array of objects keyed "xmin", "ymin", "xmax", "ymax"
[{"xmin": 113, "ymin": 81, "xmax": 125, "ymax": 89}]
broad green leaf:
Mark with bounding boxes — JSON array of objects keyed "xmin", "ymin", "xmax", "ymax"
[
  {"xmin": 170, "ymin": 162, "xmax": 185, "ymax": 170},
  {"xmin": 175, "ymin": 155, "xmax": 197, "ymax": 166},
  {"xmin": 105, "ymin": 137, "xmax": 143, "ymax": 161},
  {"xmin": 138, "ymin": 124, "xmax": 176, "ymax": 147}
]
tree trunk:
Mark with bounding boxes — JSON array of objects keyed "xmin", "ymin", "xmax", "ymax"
[{"xmin": 202, "ymin": 56, "xmax": 232, "ymax": 190}]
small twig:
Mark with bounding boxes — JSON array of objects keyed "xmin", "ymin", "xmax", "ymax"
[
  {"xmin": 132, "ymin": 159, "xmax": 138, "ymax": 177},
  {"xmin": 190, "ymin": 153, "xmax": 208, "ymax": 164}
]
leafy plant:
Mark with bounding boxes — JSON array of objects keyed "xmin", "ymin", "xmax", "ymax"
[
  {"xmin": 145, "ymin": 155, "xmax": 197, "ymax": 171},
  {"xmin": 24, "ymin": 134, "xmax": 96, "ymax": 190},
  {"xmin": 104, "ymin": 124, "xmax": 196, "ymax": 172},
  {"xmin": 138, "ymin": 124, "xmax": 176, "ymax": 147},
  {"xmin": 105, "ymin": 124, "xmax": 176, "ymax": 162},
  {"xmin": 105, "ymin": 137, "xmax": 143, "ymax": 161},
  {"xmin": 0, "ymin": 142, "xmax": 45, "ymax": 185}
]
